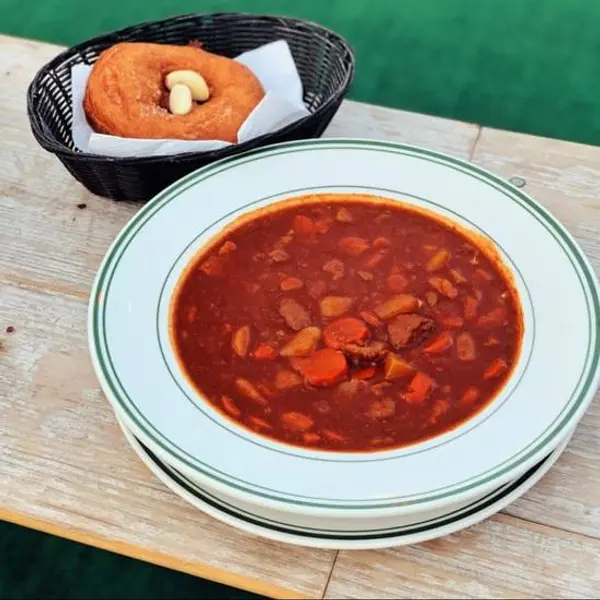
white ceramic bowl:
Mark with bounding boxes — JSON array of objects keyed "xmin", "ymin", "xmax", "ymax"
[{"xmin": 89, "ymin": 139, "xmax": 600, "ymax": 523}]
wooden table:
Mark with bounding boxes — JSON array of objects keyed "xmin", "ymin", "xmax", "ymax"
[{"xmin": 1, "ymin": 35, "xmax": 599, "ymax": 599}]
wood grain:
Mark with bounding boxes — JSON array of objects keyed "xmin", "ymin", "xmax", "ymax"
[
  {"xmin": 326, "ymin": 514, "xmax": 600, "ymax": 599},
  {"xmin": 325, "ymin": 100, "xmax": 479, "ymax": 159}
]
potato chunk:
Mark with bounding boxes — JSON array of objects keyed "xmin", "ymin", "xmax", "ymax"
[
  {"xmin": 426, "ymin": 249, "xmax": 451, "ymax": 272},
  {"xmin": 428, "ymin": 277, "xmax": 458, "ymax": 299},
  {"xmin": 456, "ymin": 332, "xmax": 476, "ymax": 361},
  {"xmin": 280, "ymin": 327, "xmax": 322, "ymax": 357},
  {"xmin": 279, "ymin": 298, "xmax": 311, "ymax": 331},
  {"xmin": 374, "ymin": 295, "xmax": 420, "ymax": 320},
  {"xmin": 235, "ymin": 378, "xmax": 267, "ymax": 406},
  {"xmin": 384, "ymin": 353, "xmax": 415, "ymax": 380},
  {"xmin": 320, "ymin": 296, "xmax": 354, "ymax": 318},
  {"xmin": 231, "ymin": 325, "xmax": 251, "ymax": 357},
  {"xmin": 274, "ymin": 369, "xmax": 303, "ymax": 391},
  {"xmin": 281, "ymin": 412, "xmax": 314, "ymax": 431}
]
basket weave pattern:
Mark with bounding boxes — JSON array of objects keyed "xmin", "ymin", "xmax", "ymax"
[{"xmin": 27, "ymin": 13, "xmax": 355, "ymax": 201}]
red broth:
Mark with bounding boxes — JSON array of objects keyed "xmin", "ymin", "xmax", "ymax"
[{"xmin": 170, "ymin": 194, "xmax": 523, "ymax": 452}]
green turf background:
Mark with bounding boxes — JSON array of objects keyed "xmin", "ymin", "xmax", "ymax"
[
  {"xmin": 2, "ymin": 0, "xmax": 599, "ymax": 598},
  {"xmin": 3, "ymin": 0, "xmax": 600, "ymax": 145}
]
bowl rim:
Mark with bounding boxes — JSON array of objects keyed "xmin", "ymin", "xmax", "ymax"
[{"xmin": 88, "ymin": 137, "xmax": 600, "ymax": 516}]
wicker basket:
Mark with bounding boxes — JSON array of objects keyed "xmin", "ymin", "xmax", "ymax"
[{"xmin": 27, "ymin": 12, "xmax": 355, "ymax": 201}]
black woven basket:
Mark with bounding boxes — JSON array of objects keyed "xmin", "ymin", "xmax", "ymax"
[{"xmin": 27, "ymin": 12, "xmax": 355, "ymax": 202}]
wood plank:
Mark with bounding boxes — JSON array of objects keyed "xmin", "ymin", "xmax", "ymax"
[
  {"xmin": 471, "ymin": 128, "xmax": 600, "ymax": 538},
  {"xmin": 325, "ymin": 100, "xmax": 479, "ymax": 158},
  {"xmin": 0, "ymin": 283, "xmax": 335, "ymax": 599},
  {"xmin": 326, "ymin": 514, "xmax": 600, "ymax": 599}
]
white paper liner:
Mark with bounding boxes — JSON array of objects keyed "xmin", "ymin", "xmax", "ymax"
[{"xmin": 71, "ymin": 40, "xmax": 311, "ymax": 157}]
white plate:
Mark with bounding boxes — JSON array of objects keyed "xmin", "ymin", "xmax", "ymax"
[
  {"xmin": 112, "ymin": 401, "xmax": 519, "ymax": 533},
  {"xmin": 117, "ymin": 416, "xmax": 571, "ymax": 549},
  {"xmin": 89, "ymin": 139, "xmax": 600, "ymax": 516}
]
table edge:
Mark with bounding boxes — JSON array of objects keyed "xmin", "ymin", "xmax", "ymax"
[{"xmin": 0, "ymin": 508, "xmax": 308, "ymax": 600}]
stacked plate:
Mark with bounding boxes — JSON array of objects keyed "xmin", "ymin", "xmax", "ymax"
[{"xmin": 89, "ymin": 139, "xmax": 600, "ymax": 549}]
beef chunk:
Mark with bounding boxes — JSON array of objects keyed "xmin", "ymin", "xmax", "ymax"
[
  {"xmin": 388, "ymin": 314, "xmax": 435, "ymax": 349},
  {"xmin": 279, "ymin": 298, "xmax": 311, "ymax": 331},
  {"xmin": 341, "ymin": 341, "xmax": 387, "ymax": 365}
]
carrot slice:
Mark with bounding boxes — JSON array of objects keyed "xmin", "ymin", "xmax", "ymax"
[
  {"xmin": 373, "ymin": 236, "xmax": 391, "ymax": 248},
  {"xmin": 386, "ymin": 273, "xmax": 409, "ymax": 293},
  {"xmin": 280, "ymin": 276, "xmax": 304, "ymax": 291},
  {"xmin": 460, "ymin": 386, "xmax": 480, "ymax": 407},
  {"xmin": 303, "ymin": 348, "xmax": 348, "ymax": 387},
  {"xmin": 403, "ymin": 372, "xmax": 434, "ymax": 404},
  {"xmin": 339, "ymin": 236, "xmax": 369, "ymax": 256},
  {"xmin": 254, "ymin": 343, "xmax": 277, "ymax": 360},
  {"xmin": 352, "ymin": 366, "xmax": 377, "ymax": 380},
  {"xmin": 423, "ymin": 331, "xmax": 454, "ymax": 353},
  {"xmin": 323, "ymin": 317, "xmax": 369, "ymax": 349},
  {"xmin": 362, "ymin": 251, "xmax": 386, "ymax": 269},
  {"xmin": 293, "ymin": 214, "xmax": 316, "ymax": 235}
]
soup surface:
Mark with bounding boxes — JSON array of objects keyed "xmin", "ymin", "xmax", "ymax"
[{"xmin": 171, "ymin": 194, "xmax": 522, "ymax": 452}]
